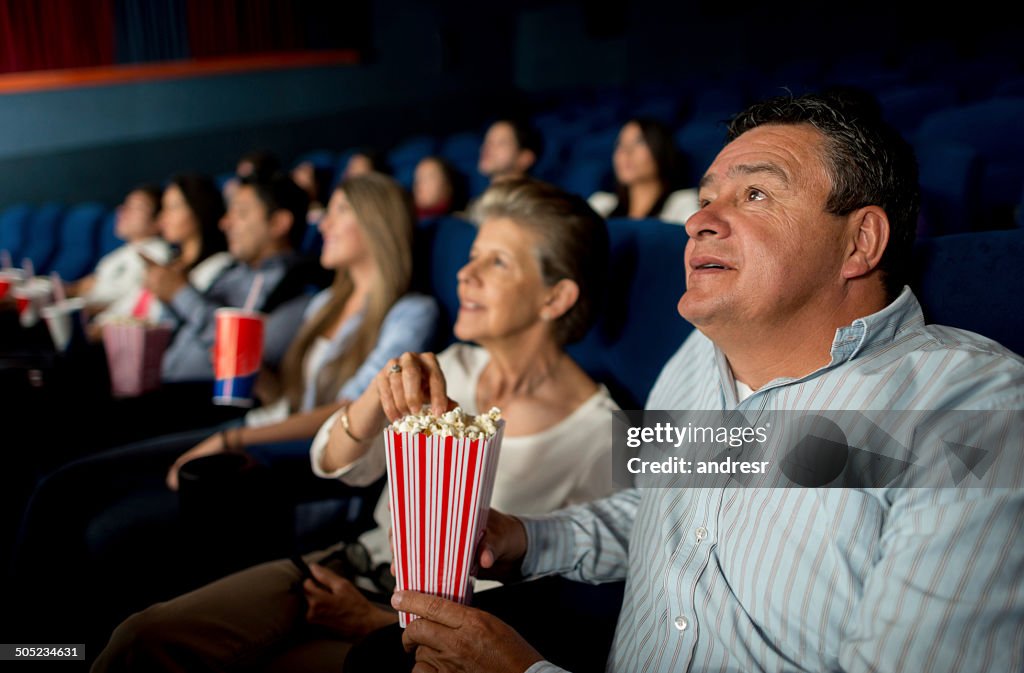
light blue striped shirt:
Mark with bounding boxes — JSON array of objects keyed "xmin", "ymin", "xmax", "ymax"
[{"xmin": 521, "ymin": 288, "xmax": 1024, "ymax": 672}]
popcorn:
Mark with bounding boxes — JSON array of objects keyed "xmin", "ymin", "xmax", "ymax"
[
  {"xmin": 101, "ymin": 315, "xmax": 160, "ymax": 327},
  {"xmin": 390, "ymin": 406, "xmax": 502, "ymax": 439}
]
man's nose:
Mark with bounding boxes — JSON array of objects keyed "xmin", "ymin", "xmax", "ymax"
[{"xmin": 685, "ymin": 201, "xmax": 730, "ymax": 239}]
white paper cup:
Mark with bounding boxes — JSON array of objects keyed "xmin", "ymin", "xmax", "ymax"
[
  {"xmin": 0, "ymin": 268, "xmax": 25, "ymax": 300},
  {"xmin": 41, "ymin": 297, "xmax": 87, "ymax": 352},
  {"xmin": 13, "ymin": 277, "xmax": 54, "ymax": 327}
]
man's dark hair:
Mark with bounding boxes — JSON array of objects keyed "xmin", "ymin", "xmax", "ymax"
[
  {"xmin": 133, "ymin": 183, "xmax": 164, "ymax": 218},
  {"xmin": 495, "ymin": 117, "xmax": 544, "ymax": 165},
  {"xmin": 727, "ymin": 91, "xmax": 919, "ymax": 299},
  {"xmin": 241, "ymin": 173, "xmax": 310, "ymax": 251}
]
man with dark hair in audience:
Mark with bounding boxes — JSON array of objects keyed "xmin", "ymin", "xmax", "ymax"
[
  {"xmin": 348, "ymin": 92, "xmax": 1024, "ymax": 672},
  {"xmin": 465, "ymin": 118, "xmax": 543, "ymax": 221},
  {"xmin": 153, "ymin": 172, "xmax": 311, "ymax": 382}
]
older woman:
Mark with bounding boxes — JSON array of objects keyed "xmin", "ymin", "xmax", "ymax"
[
  {"xmin": 588, "ymin": 118, "xmax": 699, "ymax": 225},
  {"xmin": 94, "ymin": 178, "xmax": 617, "ymax": 673}
]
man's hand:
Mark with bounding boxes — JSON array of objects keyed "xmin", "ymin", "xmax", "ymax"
[
  {"xmin": 476, "ymin": 509, "xmax": 529, "ymax": 582},
  {"xmin": 303, "ymin": 563, "xmax": 397, "ymax": 638},
  {"xmin": 396, "ymin": 591, "xmax": 543, "ymax": 673},
  {"xmin": 142, "ymin": 257, "xmax": 187, "ymax": 302},
  {"xmin": 389, "ymin": 509, "xmax": 529, "ymax": 584}
]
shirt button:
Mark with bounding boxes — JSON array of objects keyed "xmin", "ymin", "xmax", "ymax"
[
  {"xmin": 695, "ymin": 526, "xmax": 708, "ymax": 542},
  {"xmin": 674, "ymin": 615, "xmax": 689, "ymax": 632}
]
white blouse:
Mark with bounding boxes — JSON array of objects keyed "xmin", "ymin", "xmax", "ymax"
[
  {"xmin": 309, "ymin": 342, "xmax": 619, "ymax": 565},
  {"xmin": 588, "ymin": 188, "xmax": 699, "ymax": 225}
]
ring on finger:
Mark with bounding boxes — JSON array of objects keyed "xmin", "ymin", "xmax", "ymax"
[{"xmin": 389, "ymin": 363, "xmax": 402, "ymax": 374}]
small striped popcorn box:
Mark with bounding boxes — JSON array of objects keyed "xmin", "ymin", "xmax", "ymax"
[{"xmin": 384, "ymin": 420, "xmax": 505, "ymax": 627}]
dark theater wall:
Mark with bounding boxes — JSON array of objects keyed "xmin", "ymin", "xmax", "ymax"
[
  {"xmin": 0, "ymin": 0, "xmax": 1020, "ymax": 209},
  {"xmin": 0, "ymin": 0, "xmax": 520, "ymax": 208}
]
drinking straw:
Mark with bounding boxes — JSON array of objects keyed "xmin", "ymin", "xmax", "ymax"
[
  {"xmin": 51, "ymin": 272, "xmax": 65, "ymax": 303},
  {"xmin": 242, "ymin": 273, "xmax": 264, "ymax": 314},
  {"xmin": 1, "ymin": 250, "xmax": 11, "ymax": 269},
  {"xmin": 23, "ymin": 258, "xmax": 34, "ymax": 278},
  {"xmin": 131, "ymin": 290, "xmax": 153, "ymax": 319}
]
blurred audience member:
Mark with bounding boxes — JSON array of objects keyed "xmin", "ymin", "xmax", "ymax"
[
  {"xmin": 413, "ymin": 155, "xmax": 468, "ymax": 219},
  {"xmin": 157, "ymin": 173, "xmax": 309, "ymax": 382},
  {"xmin": 70, "ymin": 185, "xmax": 170, "ymax": 314},
  {"xmin": 166, "ymin": 172, "xmax": 440, "ymax": 485},
  {"xmin": 588, "ymin": 118, "xmax": 698, "ymax": 225},
  {"xmin": 223, "ymin": 149, "xmax": 283, "ymax": 202},
  {"xmin": 343, "ymin": 148, "xmax": 390, "ymax": 180},
  {"xmin": 93, "ymin": 174, "xmax": 231, "ymax": 331},
  {"xmin": 466, "ymin": 119, "xmax": 543, "ymax": 222},
  {"xmin": 292, "ymin": 160, "xmax": 334, "ymax": 225},
  {"xmin": 478, "ymin": 118, "xmax": 542, "ymax": 185}
]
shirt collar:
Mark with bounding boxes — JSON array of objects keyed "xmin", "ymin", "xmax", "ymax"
[
  {"xmin": 828, "ymin": 285, "xmax": 923, "ymax": 365},
  {"xmin": 716, "ymin": 286, "xmax": 924, "ymax": 399}
]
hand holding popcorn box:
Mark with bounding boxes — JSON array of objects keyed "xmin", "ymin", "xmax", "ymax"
[{"xmin": 384, "ymin": 407, "xmax": 504, "ymax": 627}]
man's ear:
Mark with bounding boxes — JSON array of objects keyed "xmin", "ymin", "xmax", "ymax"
[
  {"xmin": 841, "ymin": 206, "xmax": 889, "ymax": 280},
  {"xmin": 541, "ymin": 279, "xmax": 580, "ymax": 322},
  {"xmin": 269, "ymin": 210, "xmax": 295, "ymax": 246},
  {"xmin": 515, "ymin": 149, "xmax": 537, "ymax": 174}
]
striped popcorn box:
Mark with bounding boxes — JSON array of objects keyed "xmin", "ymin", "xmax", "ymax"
[
  {"xmin": 384, "ymin": 415, "xmax": 505, "ymax": 627},
  {"xmin": 102, "ymin": 320, "xmax": 173, "ymax": 397}
]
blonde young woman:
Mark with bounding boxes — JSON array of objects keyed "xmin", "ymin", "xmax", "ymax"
[
  {"xmin": 166, "ymin": 171, "xmax": 440, "ymax": 486},
  {"xmin": 96, "ymin": 178, "xmax": 618, "ymax": 673}
]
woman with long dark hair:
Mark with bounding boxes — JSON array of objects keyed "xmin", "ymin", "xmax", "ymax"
[{"xmin": 588, "ymin": 118, "xmax": 698, "ymax": 224}]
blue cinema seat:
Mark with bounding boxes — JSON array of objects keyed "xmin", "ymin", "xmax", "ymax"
[
  {"xmin": 877, "ymin": 84, "xmax": 959, "ymax": 138},
  {"xmin": 96, "ymin": 210, "xmax": 121, "ymax": 257},
  {"xmin": 916, "ymin": 98, "xmax": 1024, "ymax": 229},
  {"xmin": 295, "ymin": 148, "xmax": 337, "ymax": 171},
  {"xmin": 911, "ymin": 227, "xmax": 1024, "ymax": 357},
  {"xmin": 19, "ymin": 203, "xmax": 66, "ymax": 273},
  {"xmin": 560, "ymin": 158, "xmax": 614, "ymax": 199},
  {"xmin": 568, "ymin": 217, "xmax": 694, "ymax": 409},
  {"xmin": 49, "ymin": 202, "xmax": 107, "ymax": 281},
  {"xmin": 914, "ymin": 141, "xmax": 981, "ymax": 236},
  {"xmin": 0, "ymin": 203, "xmax": 33, "ymax": 261},
  {"xmin": 388, "ymin": 135, "xmax": 438, "ymax": 191},
  {"xmin": 439, "ymin": 132, "xmax": 487, "ymax": 198},
  {"xmin": 413, "ymin": 215, "xmax": 476, "ymax": 349},
  {"xmin": 675, "ymin": 120, "xmax": 729, "ymax": 189}
]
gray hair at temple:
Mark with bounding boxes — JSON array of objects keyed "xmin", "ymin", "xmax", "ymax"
[{"xmin": 727, "ymin": 91, "xmax": 920, "ymax": 300}]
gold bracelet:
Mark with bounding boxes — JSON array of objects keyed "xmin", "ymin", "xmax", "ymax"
[{"xmin": 339, "ymin": 403, "xmax": 366, "ymax": 443}]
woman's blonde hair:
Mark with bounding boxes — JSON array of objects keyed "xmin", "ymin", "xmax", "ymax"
[{"xmin": 280, "ymin": 172, "xmax": 415, "ymax": 410}]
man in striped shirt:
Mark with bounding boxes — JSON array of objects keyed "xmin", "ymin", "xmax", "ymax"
[{"xmin": 389, "ymin": 92, "xmax": 1024, "ymax": 672}]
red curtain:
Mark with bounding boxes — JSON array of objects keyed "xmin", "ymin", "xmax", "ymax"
[
  {"xmin": 0, "ymin": 0, "xmax": 114, "ymax": 74},
  {"xmin": 186, "ymin": 0, "xmax": 301, "ymax": 58}
]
